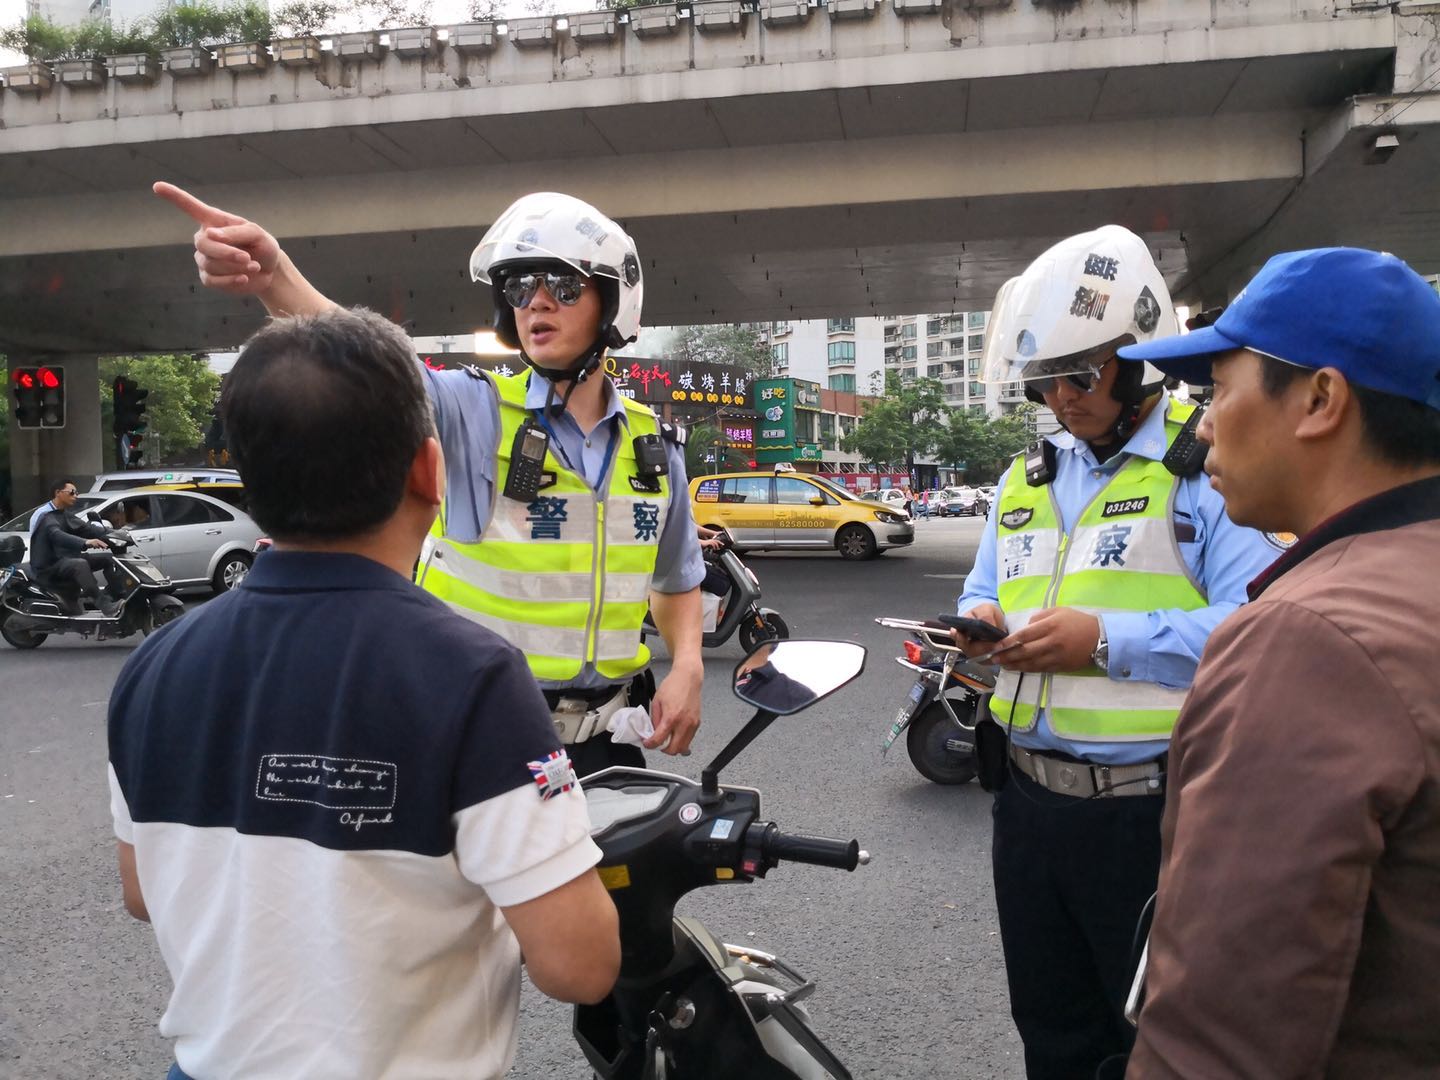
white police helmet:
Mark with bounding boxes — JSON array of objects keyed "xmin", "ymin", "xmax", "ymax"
[
  {"xmin": 980, "ymin": 225, "xmax": 1176, "ymax": 394},
  {"xmin": 469, "ymin": 192, "xmax": 643, "ymax": 375}
]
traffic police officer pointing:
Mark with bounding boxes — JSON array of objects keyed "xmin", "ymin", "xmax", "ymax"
[
  {"xmin": 156, "ymin": 183, "xmax": 706, "ymax": 776},
  {"xmin": 952, "ymin": 226, "xmax": 1276, "ymax": 1079}
]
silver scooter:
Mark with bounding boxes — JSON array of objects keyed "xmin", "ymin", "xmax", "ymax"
[{"xmin": 642, "ymin": 541, "xmax": 788, "ymax": 652}]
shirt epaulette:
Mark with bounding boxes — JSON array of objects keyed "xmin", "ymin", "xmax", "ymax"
[{"xmin": 660, "ymin": 422, "xmax": 686, "ymax": 447}]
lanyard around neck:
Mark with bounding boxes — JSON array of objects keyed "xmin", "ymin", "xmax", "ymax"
[{"xmin": 533, "ymin": 407, "xmax": 622, "ymax": 490}]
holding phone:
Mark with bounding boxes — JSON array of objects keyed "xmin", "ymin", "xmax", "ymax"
[{"xmin": 934, "ymin": 613, "xmax": 1008, "ymax": 643}]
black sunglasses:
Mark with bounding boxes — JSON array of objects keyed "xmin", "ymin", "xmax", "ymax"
[
  {"xmin": 501, "ymin": 271, "xmax": 587, "ymax": 309},
  {"xmin": 1029, "ymin": 357, "xmax": 1112, "ymax": 396}
]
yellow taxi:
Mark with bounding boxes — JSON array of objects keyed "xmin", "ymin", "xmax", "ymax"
[{"xmin": 691, "ymin": 467, "xmax": 914, "ymax": 560}]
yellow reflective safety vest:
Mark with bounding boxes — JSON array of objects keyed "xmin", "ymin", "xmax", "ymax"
[
  {"xmin": 417, "ymin": 371, "xmax": 669, "ymax": 687},
  {"xmin": 990, "ymin": 399, "xmax": 1207, "ymax": 742}
]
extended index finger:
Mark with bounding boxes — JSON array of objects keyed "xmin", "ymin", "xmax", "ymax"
[{"xmin": 153, "ymin": 181, "xmax": 244, "ymax": 227}]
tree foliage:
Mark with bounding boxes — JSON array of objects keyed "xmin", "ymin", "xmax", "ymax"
[
  {"xmin": 2, "ymin": 13, "xmax": 155, "ymax": 59},
  {"xmin": 934, "ymin": 402, "xmax": 1038, "ymax": 484},
  {"xmin": 151, "ymin": 2, "xmax": 270, "ymax": 47},
  {"xmin": 2, "ymin": 0, "xmax": 439, "ymax": 59},
  {"xmin": 271, "ymin": 1, "xmax": 340, "ymax": 36},
  {"xmin": 840, "ymin": 371, "xmax": 946, "ymax": 474},
  {"xmin": 669, "ymin": 324, "xmax": 773, "ymax": 378},
  {"xmin": 99, "ymin": 356, "xmax": 221, "ymax": 468}
]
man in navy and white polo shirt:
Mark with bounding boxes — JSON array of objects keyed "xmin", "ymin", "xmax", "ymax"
[{"xmin": 108, "ymin": 308, "xmax": 620, "ymax": 1080}]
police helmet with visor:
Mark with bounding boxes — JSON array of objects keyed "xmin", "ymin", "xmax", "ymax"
[
  {"xmin": 470, "ymin": 192, "xmax": 643, "ymax": 384},
  {"xmin": 980, "ymin": 225, "xmax": 1176, "ymax": 415}
]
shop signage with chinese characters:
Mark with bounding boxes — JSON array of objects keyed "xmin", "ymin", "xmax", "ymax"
[
  {"xmin": 753, "ymin": 379, "xmax": 795, "ymax": 462},
  {"xmin": 613, "ymin": 357, "xmax": 753, "ymax": 409},
  {"xmin": 420, "ymin": 354, "xmax": 754, "ymax": 411},
  {"xmin": 724, "ymin": 421, "xmax": 755, "ymax": 450}
]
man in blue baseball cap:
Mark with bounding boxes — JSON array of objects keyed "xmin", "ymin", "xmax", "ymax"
[{"xmin": 1116, "ymin": 247, "xmax": 1440, "ymax": 1078}]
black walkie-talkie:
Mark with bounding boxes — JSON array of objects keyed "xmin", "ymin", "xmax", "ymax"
[
  {"xmin": 1162, "ymin": 408, "xmax": 1209, "ymax": 477},
  {"xmin": 503, "ymin": 419, "xmax": 551, "ymax": 502}
]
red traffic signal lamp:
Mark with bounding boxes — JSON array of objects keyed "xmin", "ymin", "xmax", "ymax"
[
  {"xmin": 11, "ymin": 365, "xmax": 65, "ymax": 429},
  {"xmin": 113, "ymin": 375, "xmax": 150, "ymax": 437}
]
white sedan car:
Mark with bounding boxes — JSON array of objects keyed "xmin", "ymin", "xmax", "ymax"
[
  {"xmin": 0, "ymin": 488, "xmax": 262, "ymax": 593},
  {"xmin": 859, "ymin": 488, "xmax": 913, "ymax": 518}
]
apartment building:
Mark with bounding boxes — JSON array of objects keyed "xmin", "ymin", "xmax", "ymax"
[{"xmin": 765, "ymin": 317, "xmax": 885, "ymax": 396}]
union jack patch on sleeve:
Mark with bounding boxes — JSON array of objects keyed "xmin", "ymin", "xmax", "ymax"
[{"xmin": 527, "ymin": 750, "xmax": 578, "ymax": 800}]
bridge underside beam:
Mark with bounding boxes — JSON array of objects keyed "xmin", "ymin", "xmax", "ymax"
[{"xmin": 0, "ymin": 111, "xmax": 1306, "ymax": 352}]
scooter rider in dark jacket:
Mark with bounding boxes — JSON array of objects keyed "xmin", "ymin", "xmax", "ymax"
[{"xmin": 30, "ymin": 479, "xmax": 122, "ymax": 616}]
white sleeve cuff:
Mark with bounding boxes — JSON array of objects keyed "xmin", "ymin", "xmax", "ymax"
[
  {"xmin": 108, "ymin": 762, "xmax": 135, "ymax": 844},
  {"xmin": 453, "ymin": 783, "xmax": 602, "ymax": 908}
]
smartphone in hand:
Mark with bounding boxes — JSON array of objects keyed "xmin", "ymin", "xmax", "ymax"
[{"xmin": 934, "ymin": 614, "xmax": 1007, "ymax": 643}]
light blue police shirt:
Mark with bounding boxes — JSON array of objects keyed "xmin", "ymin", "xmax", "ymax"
[
  {"xmin": 29, "ymin": 501, "xmax": 57, "ymax": 537},
  {"xmin": 956, "ymin": 395, "xmax": 1280, "ymax": 766},
  {"xmin": 420, "ymin": 364, "xmax": 705, "ymax": 689}
]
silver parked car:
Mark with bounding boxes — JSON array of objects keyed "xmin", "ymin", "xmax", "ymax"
[
  {"xmin": 0, "ymin": 487, "xmax": 261, "ymax": 593},
  {"xmin": 936, "ymin": 486, "xmax": 989, "ymax": 518}
]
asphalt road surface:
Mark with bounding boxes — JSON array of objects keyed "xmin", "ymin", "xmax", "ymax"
[{"xmin": 0, "ymin": 515, "xmax": 1025, "ymax": 1079}]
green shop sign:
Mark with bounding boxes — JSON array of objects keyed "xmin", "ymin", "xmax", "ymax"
[{"xmin": 754, "ymin": 378, "xmax": 795, "ymax": 463}]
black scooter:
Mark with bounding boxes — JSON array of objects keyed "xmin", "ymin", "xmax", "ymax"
[
  {"xmin": 0, "ymin": 523, "xmax": 185, "ymax": 649},
  {"xmin": 576, "ymin": 639, "xmax": 868, "ymax": 1079},
  {"xmin": 642, "ymin": 542, "xmax": 788, "ymax": 653},
  {"xmin": 875, "ymin": 616, "xmax": 997, "ymax": 785}
]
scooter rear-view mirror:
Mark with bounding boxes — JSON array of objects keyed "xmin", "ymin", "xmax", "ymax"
[
  {"xmin": 702, "ymin": 639, "xmax": 867, "ymax": 802},
  {"xmin": 732, "ymin": 639, "xmax": 866, "ymax": 716}
]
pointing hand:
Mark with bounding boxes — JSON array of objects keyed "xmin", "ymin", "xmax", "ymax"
[{"xmin": 153, "ymin": 181, "xmax": 281, "ymax": 296}]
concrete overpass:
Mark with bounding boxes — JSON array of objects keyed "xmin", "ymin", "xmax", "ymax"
[
  {"xmin": 1, "ymin": 0, "xmax": 1438, "ymax": 498},
  {"xmin": 2, "ymin": 0, "xmax": 1437, "ymax": 354}
]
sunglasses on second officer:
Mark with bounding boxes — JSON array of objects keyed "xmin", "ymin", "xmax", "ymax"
[
  {"xmin": 501, "ymin": 270, "xmax": 589, "ymax": 310},
  {"xmin": 1029, "ymin": 355, "xmax": 1115, "ymax": 396}
]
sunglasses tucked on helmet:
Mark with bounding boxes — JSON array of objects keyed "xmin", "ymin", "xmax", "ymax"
[
  {"xmin": 979, "ymin": 225, "xmax": 1177, "ymax": 417},
  {"xmin": 469, "ymin": 192, "xmax": 644, "ymax": 386}
]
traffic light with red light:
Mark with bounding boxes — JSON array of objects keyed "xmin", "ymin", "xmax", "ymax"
[
  {"xmin": 113, "ymin": 375, "xmax": 151, "ymax": 469},
  {"xmin": 11, "ymin": 365, "xmax": 66, "ymax": 429},
  {"xmin": 113, "ymin": 376, "xmax": 150, "ymax": 436}
]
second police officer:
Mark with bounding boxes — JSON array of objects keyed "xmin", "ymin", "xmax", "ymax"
[
  {"xmin": 157, "ymin": 183, "xmax": 706, "ymax": 777},
  {"xmin": 951, "ymin": 225, "xmax": 1278, "ymax": 1079}
]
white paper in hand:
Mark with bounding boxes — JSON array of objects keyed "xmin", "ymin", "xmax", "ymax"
[{"xmin": 607, "ymin": 705, "xmax": 655, "ymax": 747}]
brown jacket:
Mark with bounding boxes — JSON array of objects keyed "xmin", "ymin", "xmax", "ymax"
[{"xmin": 1129, "ymin": 476, "xmax": 1440, "ymax": 1079}]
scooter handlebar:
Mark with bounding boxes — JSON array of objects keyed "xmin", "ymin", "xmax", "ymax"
[{"xmin": 760, "ymin": 826, "xmax": 866, "ymax": 872}]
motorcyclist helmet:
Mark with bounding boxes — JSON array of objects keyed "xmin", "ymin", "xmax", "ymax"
[
  {"xmin": 979, "ymin": 225, "xmax": 1177, "ymax": 415},
  {"xmin": 469, "ymin": 192, "xmax": 644, "ymax": 383}
]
